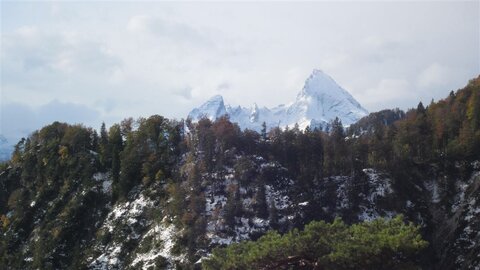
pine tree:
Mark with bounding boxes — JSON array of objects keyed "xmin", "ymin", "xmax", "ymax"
[
  {"xmin": 99, "ymin": 122, "xmax": 110, "ymax": 170},
  {"xmin": 108, "ymin": 124, "xmax": 123, "ymax": 201},
  {"xmin": 224, "ymin": 184, "xmax": 242, "ymax": 230},
  {"xmin": 261, "ymin": 121, "xmax": 267, "ymax": 141},
  {"xmin": 268, "ymin": 197, "xmax": 279, "ymax": 229},
  {"xmin": 254, "ymin": 184, "xmax": 268, "ymax": 219},
  {"xmin": 203, "ymin": 216, "xmax": 428, "ymax": 270}
]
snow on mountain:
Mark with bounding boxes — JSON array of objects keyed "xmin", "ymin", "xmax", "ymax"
[
  {"xmin": 286, "ymin": 69, "xmax": 368, "ymax": 129},
  {"xmin": 188, "ymin": 95, "xmax": 228, "ymax": 122},
  {"xmin": 188, "ymin": 69, "xmax": 368, "ymax": 131}
]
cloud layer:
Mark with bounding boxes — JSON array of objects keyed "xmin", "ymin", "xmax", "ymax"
[{"xmin": 1, "ymin": 1, "xmax": 479, "ymax": 147}]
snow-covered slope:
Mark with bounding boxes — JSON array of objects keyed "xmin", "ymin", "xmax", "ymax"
[
  {"xmin": 188, "ymin": 95, "xmax": 228, "ymax": 122},
  {"xmin": 188, "ymin": 69, "xmax": 368, "ymax": 131}
]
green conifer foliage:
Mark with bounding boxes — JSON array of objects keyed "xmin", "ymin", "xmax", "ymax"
[{"xmin": 203, "ymin": 216, "xmax": 427, "ymax": 270}]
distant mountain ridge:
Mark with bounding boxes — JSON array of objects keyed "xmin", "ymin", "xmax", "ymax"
[{"xmin": 188, "ymin": 69, "xmax": 368, "ymax": 131}]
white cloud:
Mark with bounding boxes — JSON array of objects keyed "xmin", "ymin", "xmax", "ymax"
[
  {"xmin": 1, "ymin": 25, "xmax": 122, "ymax": 107},
  {"xmin": 0, "ymin": 1, "xmax": 479, "ymax": 149},
  {"xmin": 15, "ymin": 25, "xmax": 39, "ymax": 39},
  {"xmin": 127, "ymin": 15, "xmax": 151, "ymax": 33},
  {"xmin": 417, "ymin": 63, "xmax": 451, "ymax": 89},
  {"xmin": 361, "ymin": 79, "xmax": 414, "ymax": 111},
  {"xmin": 126, "ymin": 14, "xmax": 214, "ymax": 49},
  {"xmin": 50, "ymin": 3, "xmax": 61, "ymax": 16},
  {"xmin": 172, "ymin": 86, "xmax": 194, "ymax": 100}
]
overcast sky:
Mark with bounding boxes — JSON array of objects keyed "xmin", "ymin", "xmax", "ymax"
[{"xmin": 1, "ymin": 1, "xmax": 479, "ymax": 145}]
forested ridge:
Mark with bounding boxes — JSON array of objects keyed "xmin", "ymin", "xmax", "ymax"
[{"xmin": 0, "ymin": 76, "xmax": 479, "ymax": 269}]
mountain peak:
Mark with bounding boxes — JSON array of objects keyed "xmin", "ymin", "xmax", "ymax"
[
  {"xmin": 188, "ymin": 94, "xmax": 227, "ymax": 121},
  {"xmin": 209, "ymin": 95, "xmax": 224, "ymax": 102},
  {"xmin": 188, "ymin": 69, "xmax": 368, "ymax": 130},
  {"xmin": 299, "ymin": 69, "xmax": 344, "ymax": 98},
  {"xmin": 289, "ymin": 69, "xmax": 368, "ymax": 127},
  {"xmin": 311, "ymin": 68, "xmax": 326, "ymax": 76},
  {"xmin": 307, "ymin": 68, "xmax": 332, "ymax": 81}
]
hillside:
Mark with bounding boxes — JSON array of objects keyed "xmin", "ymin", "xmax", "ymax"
[{"xmin": 0, "ymin": 76, "xmax": 479, "ymax": 269}]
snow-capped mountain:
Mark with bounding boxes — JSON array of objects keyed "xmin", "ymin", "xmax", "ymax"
[{"xmin": 188, "ymin": 69, "xmax": 368, "ymax": 131}]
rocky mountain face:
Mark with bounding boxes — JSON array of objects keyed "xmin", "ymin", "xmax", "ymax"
[
  {"xmin": 0, "ymin": 76, "xmax": 479, "ymax": 269},
  {"xmin": 188, "ymin": 69, "xmax": 368, "ymax": 131}
]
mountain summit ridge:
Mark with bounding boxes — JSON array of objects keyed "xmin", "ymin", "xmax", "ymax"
[{"xmin": 188, "ymin": 69, "xmax": 368, "ymax": 131}]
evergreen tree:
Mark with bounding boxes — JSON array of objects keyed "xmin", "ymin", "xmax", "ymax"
[
  {"xmin": 203, "ymin": 216, "xmax": 428, "ymax": 270},
  {"xmin": 99, "ymin": 122, "xmax": 110, "ymax": 170},
  {"xmin": 109, "ymin": 124, "xmax": 123, "ymax": 201},
  {"xmin": 261, "ymin": 121, "xmax": 267, "ymax": 141},
  {"xmin": 268, "ymin": 197, "xmax": 279, "ymax": 230},
  {"xmin": 253, "ymin": 184, "xmax": 268, "ymax": 219},
  {"xmin": 224, "ymin": 184, "xmax": 242, "ymax": 230}
]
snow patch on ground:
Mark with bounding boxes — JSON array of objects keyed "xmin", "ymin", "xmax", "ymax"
[
  {"xmin": 89, "ymin": 192, "xmax": 155, "ymax": 269},
  {"xmin": 131, "ymin": 221, "xmax": 182, "ymax": 270},
  {"xmin": 406, "ymin": 200, "xmax": 414, "ymax": 208},
  {"xmin": 452, "ymin": 171, "xmax": 480, "ymax": 213},
  {"xmin": 105, "ymin": 193, "xmax": 153, "ymax": 231},
  {"xmin": 452, "ymin": 170, "xmax": 480, "ymax": 269},
  {"xmin": 265, "ymin": 184, "xmax": 290, "ymax": 210},
  {"xmin": 93, "ymin": 172, "xmax": 112, "ymax": 194},
  {"xmin": 206, "ymin": 195, "xmax": 227, "ymax": 214},
  {"xmin": 89, "ymin": 246, "xmax": 122, "ymax": 270},
  {"xmin": 202, "ymin": 156, "xmax": 293, "ymax": 246},
  {"xmin": 330, "ymin": 169, "xmax": 394, "ymax": 221},
  {"xmin": 332, "ymin": 176, "xmax": 350, "ymax": 209},
  {"xmin": 424, "ymin": 179, "xmax": 441, "ymax": 203},
  {"xmin": 363, "ymin": 168, "xmax": 393, "ymax": 203},
  {"xmin": 357, "ymin": 206, "xmax": 380, "ymax": 222}
]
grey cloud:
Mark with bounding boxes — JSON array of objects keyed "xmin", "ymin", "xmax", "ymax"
[
  {"xmin": 1, "ymin": 100, "xmax": 101, "ymax": 145},
  {"xmin": 359, "ymin": 37, "xmax": 409, "ymax": 64},
  {"xmin": 1, "ymin": 27, "xmax": 122, "ymax": 90},
  {"xmin": 127, "ymin": 15, "xmax": 214, "ymax": 48},
  {"xmin": 94, "ymin": 99, "xmax": 118, "ymax": 113},
  {"xmin": 216, "ymin": 82, "xmax": 231, "ymax": 92},
  {"xmin": 37, "ymin": 100, "xmax": 99, "ymax": 124},
  {"xmin": 0, "ymin": 103, "xmax": 38, "ymax": 138},
  {"xmin": 172, "ymin": 86, "xmax": 193, "ymax": 100}
]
